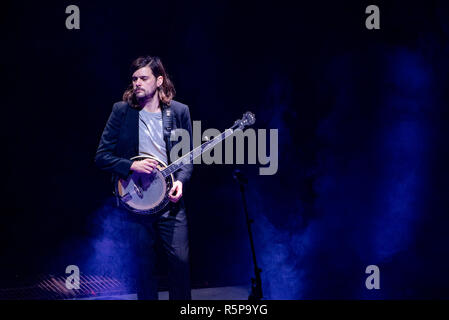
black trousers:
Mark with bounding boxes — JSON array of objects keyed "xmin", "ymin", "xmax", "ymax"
[{"xmin": 114, "ymin": 199, "xmax": 192, "ymax": 300}]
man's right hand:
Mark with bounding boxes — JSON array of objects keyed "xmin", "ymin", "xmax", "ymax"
[{"xmin": 130, "ymin": 158, "xmax": 158, "ymax": 174}]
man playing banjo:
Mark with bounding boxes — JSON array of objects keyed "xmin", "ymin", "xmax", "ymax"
[{"xmin": 95, "ymin": 56, "xmax": 193, "ymax": 300}]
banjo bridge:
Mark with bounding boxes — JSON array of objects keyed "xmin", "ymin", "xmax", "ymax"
[{"xmin": 133, "ymin": 184, "xmax": 144, "ymax": 198}]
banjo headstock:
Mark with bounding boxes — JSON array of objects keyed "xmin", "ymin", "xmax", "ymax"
[{"xmin": 234, "ymin": 111, "xmax": 256, "ymax": 130}]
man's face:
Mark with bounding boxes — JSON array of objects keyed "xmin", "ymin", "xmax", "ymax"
[{"xmin": 132, "ymin": 66, "xmax": 162, "ymax": 99}]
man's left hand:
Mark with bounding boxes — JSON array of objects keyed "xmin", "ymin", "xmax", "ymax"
[{"xmin": 168, "ymin": 180, "xmax": 183, "ymax": 203}]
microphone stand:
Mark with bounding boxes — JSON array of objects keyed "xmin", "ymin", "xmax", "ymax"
[{"xmin": 233, "ymin": 169, "xmax": 263, "ymax": 300}]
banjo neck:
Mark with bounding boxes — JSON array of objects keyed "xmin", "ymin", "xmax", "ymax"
[{"xmin": 161, "ymin": 127, "xmax": 237, "ymax": 178}]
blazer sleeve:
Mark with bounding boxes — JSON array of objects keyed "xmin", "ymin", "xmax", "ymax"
[
  {"xmin": 94, "ymin": 103, "xmax": 133, "ymax": 179},
  {"xmin": 175, "ymin": 105, "xmax": 194, "ymax": 186}
]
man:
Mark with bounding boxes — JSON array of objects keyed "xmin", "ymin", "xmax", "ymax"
[{"xmin": 95, "ymin": 56, "xmax": 193, "ymax": 300}]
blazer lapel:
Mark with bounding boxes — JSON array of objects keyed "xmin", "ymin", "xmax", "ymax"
[{"xmin": 161, "ymin": 104, "xmax": 174, "ymax": 164}]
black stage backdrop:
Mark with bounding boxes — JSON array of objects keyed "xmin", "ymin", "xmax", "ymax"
[{"xmin": 1, "ymin": 0, "xmax": 449, "ymax": 299}]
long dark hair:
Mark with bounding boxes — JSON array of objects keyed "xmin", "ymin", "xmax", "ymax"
[{"xmin": 122, "ymin": 56, "xmax": 176, "ymax": 108}]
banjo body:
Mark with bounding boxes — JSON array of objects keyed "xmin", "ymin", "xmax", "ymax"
[{"xmin": 115, "ymin": 155, "xmax": 174, "ymax": 215}]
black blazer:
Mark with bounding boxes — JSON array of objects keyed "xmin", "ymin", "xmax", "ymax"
[{"xmin": 95, "ymin": 100, "xmax": 193, "ymax": 187}]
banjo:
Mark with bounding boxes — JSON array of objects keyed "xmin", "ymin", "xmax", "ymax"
[{"xmin": 115, "ymin": 111, "xmax": 256, "ymax": 215}]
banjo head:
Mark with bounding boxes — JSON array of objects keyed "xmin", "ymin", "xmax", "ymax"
[{"xmin": 116, "ymin": 155, "xmax": 173, "ymax": 215}]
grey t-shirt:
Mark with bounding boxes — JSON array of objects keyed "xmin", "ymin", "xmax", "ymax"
[{"xmin": 138, "ymin": 109, "xmax": 167, "ymax": 164}]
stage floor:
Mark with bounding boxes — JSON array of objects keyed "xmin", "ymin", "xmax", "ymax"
[{"xmin": 75, "ymin": 285, "xmax": 250, "ymax": 300}]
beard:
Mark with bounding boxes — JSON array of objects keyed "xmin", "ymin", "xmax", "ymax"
[
  {"xmin": 135, "ymin": 88, "xmax": 157, "ymax": 101},
  {"xmin": 135, "ymin": 89, "xmax": 145, "ymax": 98}
]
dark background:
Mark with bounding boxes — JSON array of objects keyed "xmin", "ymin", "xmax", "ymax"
[{"xmin": 1, "ymin": 0, "xmax": 449, "ymax": 299}]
